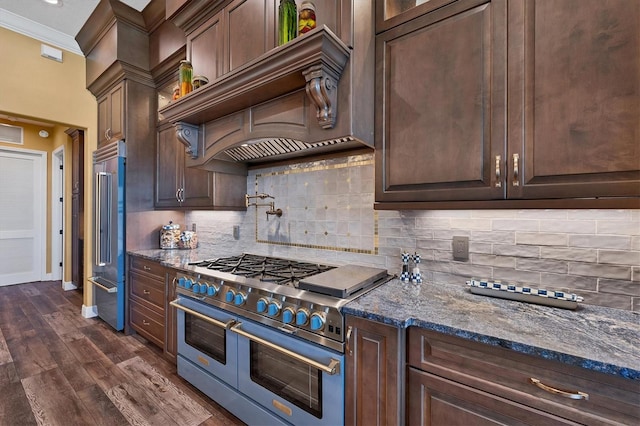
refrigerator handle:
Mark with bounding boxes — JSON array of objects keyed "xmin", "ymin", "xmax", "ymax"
[{"xmin": 94, "ymin": 172, "xmax": 112, "ymax": 266}]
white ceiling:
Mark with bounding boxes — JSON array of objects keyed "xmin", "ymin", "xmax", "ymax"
[{"xmin": 0, "ymin": 0, "xmax": 152, "ymax": 55}]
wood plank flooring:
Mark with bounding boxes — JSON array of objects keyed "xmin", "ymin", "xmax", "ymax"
[{"xmin": 0, "ymin": 281, "xmax": 245, "ymax": 426}]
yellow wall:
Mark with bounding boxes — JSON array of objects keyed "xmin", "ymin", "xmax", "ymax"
[{"xmin": 0, "ymin": 28, "xmax": 97, "ymax": 306}]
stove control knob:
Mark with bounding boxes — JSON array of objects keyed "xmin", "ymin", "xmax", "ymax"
[
  {"xmin": 282, "ymin": 307, "xmax": 295, "ymax": 324},
  {"xmin": 183, "ymin": 278, "xmax": 194, "ymax": 289},
  {"xmin": 206, "ymin": 284, "xmax": 218, "ymax": 297},
  {"xmin": 178, "ymin": 277, "xmax": 187, "ymax": 288},
  {"xmin": 225, "ymin": 289, "xmax": 236, "ymax": 303},
  {"xmin": 310, "ymin": 312, "xmax": 325, "ymax": 331},
  {"xmin": 234, "ymin": 291, "xmax": 247, "ymax": 306},
  {"xmin": 267, "ymin": 301, "xmax": 281, "ymax": 317},
  {"xmin": 192, "ymin": 282, "xmax": 202, "ymax": 294},
  {"xmin": 296, "ymin": 308, "xmax": 310, "ymax": 326},
  {"xmin": 256, "ymin": 298, "xmax": 268, "ymax": 313}
]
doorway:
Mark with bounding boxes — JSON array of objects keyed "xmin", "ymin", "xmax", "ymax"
[
  {"xmin": 52, "ymin": 146, "xmax": 64, "ymax": 283},
  {"xmin": 0, "ymin": 147, "xmax": 46, "ymax": 286}
]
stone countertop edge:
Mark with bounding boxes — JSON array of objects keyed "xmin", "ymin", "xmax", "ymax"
[
  {"xmin": 128, "ymin": 250, "xmax": 640, "ymax": 381},
  {"xmin": 343, "ymin": 278, "xmax": 640, "ymax": 382}
]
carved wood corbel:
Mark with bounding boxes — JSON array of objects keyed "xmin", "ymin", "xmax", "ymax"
[
  {"xmin": 303, "ymin": 64, "xmax": 340, "ymax": 129},
  {"xmin": 175, "ymin": 122, "xmax": 199, "ymax": 159}
]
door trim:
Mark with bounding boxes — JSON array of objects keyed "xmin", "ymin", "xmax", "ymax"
[{"xmin": 52, "ymin": 146, "xmax": 65, "ymax": 284}]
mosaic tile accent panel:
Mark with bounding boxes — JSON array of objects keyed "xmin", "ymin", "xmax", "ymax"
[{"xmin": 249, "ymin": 154, "xmax": 378, "ymax": 254}]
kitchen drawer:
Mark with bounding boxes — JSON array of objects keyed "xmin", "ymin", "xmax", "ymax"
[
  {"xmin": 130, "ymin": 300, "xmax": 165, "ymax": 348},
  {"xmin": 129, "ymin": 270, "xmax": 165, "ymax": 312},
  {"xmin": 130, "ymin": 256, "xmax": 167, "ymax": 281},
  {"xmin": 408, "ymin": 328, "xmax": 639, "ymax": 425}
]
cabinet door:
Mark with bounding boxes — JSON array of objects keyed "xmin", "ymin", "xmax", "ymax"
[
  {"xmin": 155, "ymin": 125, "xmax": 213, "ymax": 208},
  {"xmin": 109, "ymin": 82, "xmax": 125, "ymax": 142},
  {"xmin": 156, "ymin": 125, "xmax": 183, "ymax": 208},
  {"xmin": 345, "ymin": 316, "xmax": 401, "ymax": 426},
  {"xmin": 97, "ymin": 82, "xmax": 125, "ymax": 148},
  {"xmin": 224, "ymin": 0, "xmax": 276, "ymax": 73},
  {"xmin": 188, "ymin": 11, "xmax": 223, "ymax": 82},
  {"xmin": 97, "ymin": 94, "xmax": 110, "ymax": 147},
  {"xmin": 507, "ymin": 0, "xmax": 640, "ymax": 199},
  {"xmin": 182, "ymin": 160, "xmax": 213, "ymax": 207},
  {"xmin": 407, "ymin": 367, "xmax": 578, "ymax": 426},
  {"xmin": 375, "ymin": 0, "xmax": 507, "ymax": 203},
  {"xmin": 165, "ymin": 269, "xmax": 177, "ymax": 363}
]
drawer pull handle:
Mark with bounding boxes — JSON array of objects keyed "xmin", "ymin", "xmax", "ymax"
[
  {"xmin": 143, "ymin": 266, "xmax": 152, "ymax": 271},
  {"xmin": 512, "ymin": 153, "xmax": 520, "ymax": 187},
  {"xmin": 143, "ymin": 289, "xmax": 150, "ymax": 295},
  {"xmin": 495, "ymin": 155, "xmax": 502, "ymax": 188},
  {"xmin": 142, "ymin": 320, "xmax": 150, "ymax": 326},
  {"xmin": 529, "ymin": 378, "xmax": 589, "ymax": 400}
]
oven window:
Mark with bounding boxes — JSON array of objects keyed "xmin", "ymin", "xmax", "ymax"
[
  {"xmin": 185, "ymin": 313, "xmax": 226, "ymax": 364},
  {"xmin": 249, "ymin": 341, "xmax": 322, "ymax": 418}
]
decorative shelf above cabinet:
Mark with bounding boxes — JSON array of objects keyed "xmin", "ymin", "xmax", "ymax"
[{"xmin": 159, "ymin": 25, "xmax": 351, "ymax": 158}]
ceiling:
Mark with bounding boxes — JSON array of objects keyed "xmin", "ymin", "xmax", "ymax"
[{"xmin": 0, "ymin": 0, "xmax": 152, "ymax": 55}]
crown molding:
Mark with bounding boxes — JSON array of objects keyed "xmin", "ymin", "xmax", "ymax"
[{"xmin": 0, "ymin": 8, "xmax": 82, "ymax": 55}]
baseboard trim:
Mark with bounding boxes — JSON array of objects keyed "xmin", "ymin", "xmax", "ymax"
[
  {"xmin": 82, "ymin": 304, "xmax": 98, "ymax": 318},
  {"xmin": 62, "ymin": 281, "xmax": 77, "ymax": 291}
]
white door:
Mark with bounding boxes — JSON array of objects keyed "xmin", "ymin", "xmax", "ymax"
[{"xmin": 0, "ymin": 148, "xmax": 46, "ymax": 286}]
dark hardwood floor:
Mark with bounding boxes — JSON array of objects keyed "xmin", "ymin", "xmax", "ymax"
[{"xmin": 0, "ymin": 281, "xmax": 245, "ymax": 426}]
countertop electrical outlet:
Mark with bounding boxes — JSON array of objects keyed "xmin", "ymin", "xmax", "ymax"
[{"xmin": 452, "ymin": 236, "xmax": 469, "ymax": 261}]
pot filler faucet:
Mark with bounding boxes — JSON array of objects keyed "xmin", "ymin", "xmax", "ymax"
[{"xmin": 246, "ymin": 193, "xmax": 283, "ymax": 220}]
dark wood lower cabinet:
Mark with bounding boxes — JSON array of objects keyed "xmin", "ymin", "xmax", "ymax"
[
  {"xmin": 345, "ymin": 315, "xmax": 403, "ymax": 426},
  {"xmin": 407, "ymin": 328, "xmax": 640, "ymax": 426},
  {"xmin": 127, "ymin": 254, "xmax": 176, "ymax": 363},
  {"xmin": 408, "ymin": 368, "xmax": 577, "ymax": 425}
]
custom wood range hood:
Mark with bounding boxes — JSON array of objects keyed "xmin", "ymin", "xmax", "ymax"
[{"xmin": 161, "ymin": 0, "xmax": 375, "ymax": 175}]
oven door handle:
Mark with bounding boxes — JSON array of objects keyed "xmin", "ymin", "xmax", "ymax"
[
  {"xmin": 170, "ymin": 300, "xmax": 237, "ymax": 329},
  {"xmin": 229, "ymin": 322, "xmax": 341, "ymax": 375}
]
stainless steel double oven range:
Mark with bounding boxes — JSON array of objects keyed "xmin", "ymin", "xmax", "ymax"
[{"xmin": 170, "ymin": 254, "xmax": 391, "ymax": 426}]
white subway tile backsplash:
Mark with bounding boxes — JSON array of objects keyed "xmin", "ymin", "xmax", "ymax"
[
  {"xmin": 569, "ymin": 263, "xmax": 631, "ymax": 280},
  {"xmin": 569, "ymin": 234, "xmax": 631, "ymax": 250},
  {"xmin": 598, "ymin": 278, "xmax": 640, "ymax": 297},
  {"xmin": 516, "ymin": 258, "xmax": 568, "ymax": 274},
  {"xmin": 516, "ymin": 232, "xmax": 567, "ymax": 246},
  {"xmin": 598, "ymin": 250, "xmax": 640, "ymax": 266},
  {"xmin": 597, "ymin": 221, "xmax": 640, "ymax": 236},
  {"xmin": 492, "ymin": 219, "xmax": 539, "ymax": 232},
  {"xmin": 540, "ymin": 247, "xmax": 597, "ymax": 262},
  {"xmin": 539, "ymin": 220, "xmax": 596, "ymax": 234},
  {"xmin": 186, "ymin": 153, "xmax": 640, "ymax": 311}
]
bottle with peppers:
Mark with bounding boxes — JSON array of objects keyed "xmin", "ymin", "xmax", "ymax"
[
  {"xmin": 179, "ymin": 60, "xmax": 193, "ymax": 97},
  {"xmin": 298, "ymin": 1, "xmax": 316, "ymax": 34},
  {"xmin": 278, "ymin": 0, "xmax": 297, "ymax": 46}
]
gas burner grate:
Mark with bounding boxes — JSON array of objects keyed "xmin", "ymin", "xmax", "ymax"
[{"xmin": 190, "ymin": 254, "xmax": 335, "ymax": 286}]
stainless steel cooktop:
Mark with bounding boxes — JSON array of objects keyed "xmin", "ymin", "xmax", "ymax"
[{"xmin": 176, "ymin": 253, "xmax": 393, "ymax": 352}]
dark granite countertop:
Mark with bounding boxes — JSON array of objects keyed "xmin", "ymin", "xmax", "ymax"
[
  {"xmin": 128, "ymin": 248, "xmax": 232, "ymax": 271},
  {"xmin": 344, "ymin": 278, "xmax": 640, "ymax": 381},
  {"xmin": 128, "ymin": 250, "xmax": 639, "ymax": 381}
]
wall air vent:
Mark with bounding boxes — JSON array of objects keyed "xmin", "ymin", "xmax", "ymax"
[
  {"xmin": 223, "ymin": 136, "xmax": 356, "ymax": 162},
  {"xmin": 0, "ymin": 123, "xmax": 24, "ymax": 145}
]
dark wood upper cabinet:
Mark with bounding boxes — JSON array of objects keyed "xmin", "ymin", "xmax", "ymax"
[
  {"xmin": 375, "ymin": 0, "xmax": 640, "ymax": 209},
  {"xmin": 507, "ymin": 0, "xmax": 640, "ymax": 200},
  {"xmin": 97, "ymin": 81, "xmax": 125, "ymax": 148}
]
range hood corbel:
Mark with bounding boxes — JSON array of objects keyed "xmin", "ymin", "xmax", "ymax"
[
  {"xmin": 175, "ymin": 121, "xmax": 199, "ymax": 159},
  {"xmin": 303, "ymin": 64, "xmax": 339, "ymax": 129}
]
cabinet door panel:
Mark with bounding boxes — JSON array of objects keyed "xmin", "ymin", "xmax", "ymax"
[
  {"xmin": 155, "ymin": 126, "xmax": 182, "ymax": 208},
  {"xmin": 188, "ymin": 13, "xmax": 223, "ymax": 81},
  {"xmin": 97, "ymin": 95, "xmax": 109, "ymax": 147},
  {"xmin": 345, "ymin": 316, "xmax": 400, "ymax": 426},
  {"xmin": 109, "ymin": 83, "xmax": 124, "ymax": 141},
  {"xmin": 376, "ymin": 0, "xmax": 507, "ymax": 202},
  {"xmin": 225, "ymin": 0, "xmax": 275, "ymax": 73},
  {"xmin": 182, "ymin": 164, "xmax": 213, "ymax": 207},
  {"xmin": 508, "ymin": 0, "xmax": 640, "ymax": 199}
]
